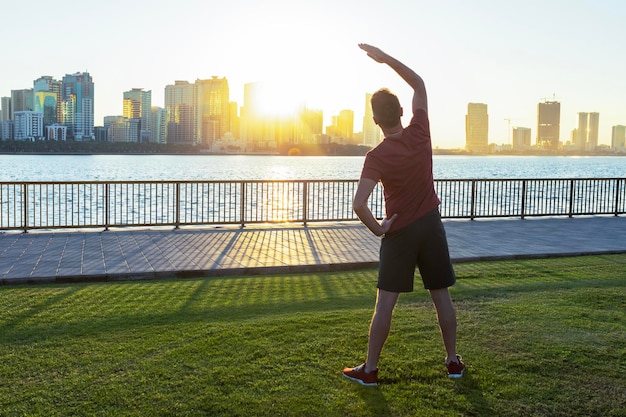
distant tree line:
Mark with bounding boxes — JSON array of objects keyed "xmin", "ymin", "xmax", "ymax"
[
  {"xmin": 278, "ymin": 143, "xmax": 371, "ymax": 156},
  {"xmin": 0, "ymin": 140, "xmax": 207, "ymax": 154},
  {"xmin": 0, "ymin": 140, "xmax": 374, "ymax": 156}
]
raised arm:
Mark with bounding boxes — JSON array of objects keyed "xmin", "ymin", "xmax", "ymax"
[{"xmin": 358, "ymin": 43, "xmax": 427, "ymax": 113}]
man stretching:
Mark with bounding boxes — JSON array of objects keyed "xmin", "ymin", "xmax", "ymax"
[{"xmin": 342, "ymin": 44, "xmax": 465, "ymax": 386}]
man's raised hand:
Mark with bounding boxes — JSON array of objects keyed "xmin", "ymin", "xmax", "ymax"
[{"xmin": 358, "ymin": 43, "xmax": 388, "ymax": 63}]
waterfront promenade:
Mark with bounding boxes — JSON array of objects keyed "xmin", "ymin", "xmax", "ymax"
[{"xmin": 0, "ymin": 216, "xmax": 625, "ymax": 285}]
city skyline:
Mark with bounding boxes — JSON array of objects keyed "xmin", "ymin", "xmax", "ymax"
[
  {"xmin": 1, "ymin": 0, "xmax": 625, "ymax": 148},
  {"xmin": 3, "ymin": 70, "xmax": 625, "ymax": 152}
]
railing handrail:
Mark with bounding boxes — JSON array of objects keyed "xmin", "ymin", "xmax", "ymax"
[
  {"xmin": 0, "ymin": 178, "xmax": 624, "ymax": 232},
  {"xmin": 2, "ymin": 177, "xmax": 625, "ymax": 185}
]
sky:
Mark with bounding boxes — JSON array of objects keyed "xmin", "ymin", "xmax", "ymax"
[{"xmin": 1, "ymin": 0, "xmax": 625, "ymax": 149}]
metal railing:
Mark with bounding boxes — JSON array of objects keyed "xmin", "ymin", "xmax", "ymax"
[{"xmin": 0, "ymin": 178, "xmax": 623, "ymax": 232}]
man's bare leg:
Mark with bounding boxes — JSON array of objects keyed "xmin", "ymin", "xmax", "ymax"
[
  {"xmin": 429, "ymin": 287, "xmax": 458, "ymax": 363},
  {"xmin": 364, "ymin": 289, "xmax": 400, "ymax": 372}
]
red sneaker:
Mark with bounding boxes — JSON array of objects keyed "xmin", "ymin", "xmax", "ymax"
[
  {"xmin": 342, "ymin": 363, "xmax": 378, "ymax": 386},
  {"xmin": 446, "ymin": 355, "xmax": 465, "ymax": 378}
]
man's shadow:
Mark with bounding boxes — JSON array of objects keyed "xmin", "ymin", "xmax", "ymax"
[
  {"xmin": 352, "ymin": 385, "xmax": 392, "ymax": 416},
  {"xmin": 450, "ymin": 370, "xmax": 494, "ymax": 416},
  {"xmin": 349, "ymin": 369, "xmax": 494, "ymax": 416}
]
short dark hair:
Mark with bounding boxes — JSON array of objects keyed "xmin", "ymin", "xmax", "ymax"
[{"xmin": 371, "ymin": 88, "xmax": 401, "ymax": 129}]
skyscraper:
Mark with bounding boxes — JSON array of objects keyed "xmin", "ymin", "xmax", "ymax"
[
  {"xmin": 123, "ymin": 88, "xmax": 152, "ymax": 141},
  {"xmin": 295, "ymin": 107, "xmax": 323, "ymax": 144},
  {"xmin": 240, "ymin": 82, "xmax": 276, "ymax": 150},
  {"xmin": 362, "ymin": 93, "xmax": 381, "ymax": 147},
  {"xmin": 150, "ymin": 106, "xmax": 167, "ymax": 144},
  {"xmin": 537, "ymin": 100, "xmax": 560, "ymax": 149},
  {"xmin": 33, "ymin": 91, "xmax": 58, "ymax": 127},
  {"xmin": 0, "ymin": 97, "xmax": 11, "ymax": 122},
  {"xmin": 465, "ymin": 103, "xmax": 489, "ymax": 153},
  {"xmin": 164, "ymin": 81, "xmax": 197, "ymax": 145},
  {"xmin": 11, "ymin": 89, "xmax": 34, "ymax": 117},
  {"xmin": 612, "ymin": 125, "xmax": 625, "ymax": 150},
  {"xmin": 575, "ymin": 112, "xmax": 600, "ymax": 151},
  {"xmin": 104, "ymin": 116, "xmax": 129, "ymax": 142},
  {"xmin": 575, "ymin": 112, "xmax": 589, "ymax": 150},
  {"xmin": 196, "ymin": 76, "xmax": 230, "ymax": 146},
  {"xmin": 14, "ymin": 111, "xmax": 44, "ymax": 140},
  {"xmin": 0, "ymin": 121, "xmax": 13, "ymax": 140},
  {"xmin": 123, "ymin": 88, "xmax": 144, "ymax": 119},
  {"xmin": 587, "ymin": 112, "xmax": 599, "ymax": 150},
  {"xmin": 34, "ymin": 76, "xmax": 62, "ymax": 124},
  {"xmin": 336, "ymin": 109, "xmax": 354, "ymax": 142},
  {"xmin": 62, "ymin": 72, "xmax": 95, "ymax": 140},
  {"xmin": 229, "ymin": 102, "xmax": 240, "ymax": 139},
  {"xmin": 512, "ymin": 127, "xmax": 532, "ymax": 150}
]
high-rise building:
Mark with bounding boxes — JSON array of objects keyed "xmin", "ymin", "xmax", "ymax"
[
  {"xmin": 362, "ymin": 93, "xmax": 381, "ymax": 147},
  {"xmin": 575, "ymin": 112, "xmax": 600, "ymax": 151},
  {"xmin": 575, "ymin": 112, "xmax": 589, "ymax": 150},
  {"xmin": 1, "ymin": 97, "xmax": 12, "ymax": 122},
  {"xmin": 0, "ymin": 120, "xmax": 13, "ymax": 140},
  {"xmin": 325, "ymin": 110, "xmax": 355, "ymax": 144},
  {"xmin": 239, "ymin": 84, "xmax": 253, "ymax": 149},
  {"xmin": 196, "ymin": 76, "xmax": 230, "ymax": 146},
  {"xmin": 612, "ymin": 125, "xmax": 625, "ymax": 150},
  {"xmin": 33, "ymin": 91, "xmax": 58, "ymax": 127},
  {"xmin": 62, "ymin": 72, "xmax": 95, "ymax": 140},
  {"xmin": 104, "ymin": 116, "xmax": 129, "ymax": 142},
  {"xmin": 295, "ymin": 107, "xmax": 323, "ymax": 144},
  {"xmin": 240, "ymin": 82, "xmax": 275, "ymax": 150},
  {"xmin": 128, "ymin": 118, "xmax": 141, "ymax": 143},
  {"xmin": 587, "ymin": 112, "xmax": 599, "ymax": 150},
  {"xmin": 14, "ymin": 111, "xmax": 44, "ymax": 140},
  {"xmin": 465, "ymin": 103, "xmax": 489, "ymax": 153},
  {"xmin": 336, "ymin": 109, "xmax": 354, "ymax": 142},
  {"xmin": 229, "ymin": 102, "xmax": 240, "ymax": 139},
  {"xmin": 123, "ymin": 88, "xmax": 152, "ymax": 141},
  {"xmin": 123, "ymin": 90, "xmax": 140, "ymax": 119},
  {"xmin": 150, "ymin": 106, "xmax": 167, "ymax": 144},
  {"xmin": 11, "ymin": 89, "xmax": 34, "ymax": 118},
  {"xmin": 34, "ymin": 76, "xmax": 62, "ymax": 124},
  {"xmin": 537, "ymin": 100, "xmax": 560, "ymax": 149},
  {"xmin": 512, "ymin": 127, "xmax": 532, "ymax": 150},
  {"xmin": 164, "ymin": 81, "xmax": 197, "ymax": 145}
]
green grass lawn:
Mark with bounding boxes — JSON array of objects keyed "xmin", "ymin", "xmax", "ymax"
[{"xmin": 1, "ymin": 254, "xmax": 625, "ymax": 416}]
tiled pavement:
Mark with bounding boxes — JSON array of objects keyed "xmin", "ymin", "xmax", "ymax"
[{"xmin": 0, "ymin": 216, "xmax": 624, "ymax": 284}]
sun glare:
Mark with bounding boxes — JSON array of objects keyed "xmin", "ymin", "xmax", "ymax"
[{"xmin": 251, "ymin": 80, "xmax": 304, "ymax": 118}]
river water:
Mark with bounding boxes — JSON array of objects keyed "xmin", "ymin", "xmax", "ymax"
[{"xmin": 0, "ymin": 154, "xmax": 623, "ymax": 182}]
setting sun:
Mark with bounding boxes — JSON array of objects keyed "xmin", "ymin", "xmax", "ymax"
[{"xmin": 248, "ymin": 80, "xmax": 305, "ymax": 118}]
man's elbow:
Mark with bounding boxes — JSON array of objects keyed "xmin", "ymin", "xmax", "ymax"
[{"xmin": 352, "ymin": 200, "xmax": 368, "ymax": 215}]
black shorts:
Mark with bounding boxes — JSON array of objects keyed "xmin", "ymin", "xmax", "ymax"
[{"xmin": 378, "ymin": 208, "xmax": 456, "ymax": 292}]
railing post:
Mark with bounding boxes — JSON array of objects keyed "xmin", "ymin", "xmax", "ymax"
[
  {"xmin": 568, "ymin": 179, "xmax": 575, "ymax": 218},
  {"xmin": 470, "ymin": 180, "xmax": 476, "ymax": 220},
  {"xmin": 302, "ymin": 181, "xmax": 308, "ymax": 226},
  {"xmin": 614, "ymin": 178, "xmax": 621, "ymax": 217},
  {"xmin": 22, "ymin": 183, "xmax": 29, "ymax": 233},
  {"xmin": 104, "ymin": 183, "xmax": 110, "ymax": 231},
  {"xmin": 175, "ymin": 182, "xmax": 180, "ymax": 229},
  {"xmin": 521, "ymin": 180, "xmax": 526, "ymax": 219},
  {"xmin": 240, "ymin": 182, "xmax": 246, "ymax": 227}
]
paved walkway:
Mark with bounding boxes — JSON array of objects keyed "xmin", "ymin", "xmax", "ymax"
[{"xmin": 0, "ymin": 216, "xmax": 624, "ymax": 284}]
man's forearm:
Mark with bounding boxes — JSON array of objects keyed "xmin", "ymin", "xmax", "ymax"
[
  {"xmin": 359, "ymin": 43, "xmax": 428, "ymax": 110},
  {"xmin": 379, "ymin": 53, "xmax": 425, "ymax": 93},
  {"xmin": 354, "ymin": 204, "xmax": 386, "ymax": 237}
]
